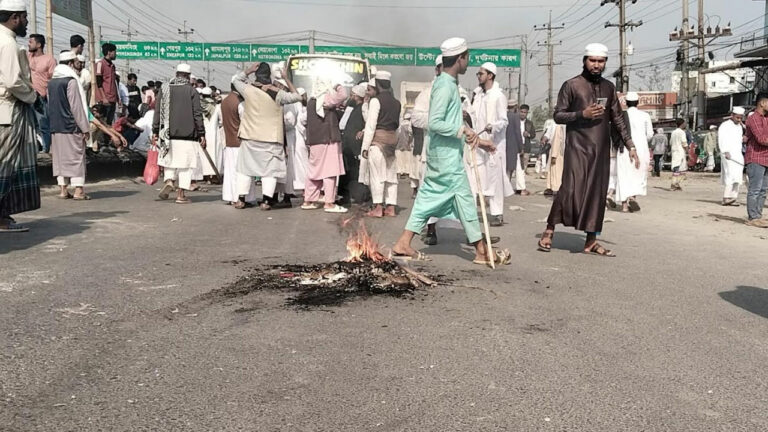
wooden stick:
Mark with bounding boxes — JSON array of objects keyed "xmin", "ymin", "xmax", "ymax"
[
  {"xmin": 469, "ymin": 148, "xmax": 495, "ymax": 269},
  {"xmin": 200, "ymin": 144, "xmax": 222, "ymax": 181},
  {"xmin": 394, "ymin": 261, "xmax": 438, "ymax": 286}
]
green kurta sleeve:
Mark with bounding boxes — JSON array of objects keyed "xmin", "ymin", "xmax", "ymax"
[{"xmin": 427, "ymin": 80, "xmax": 461, "ymax": 139}]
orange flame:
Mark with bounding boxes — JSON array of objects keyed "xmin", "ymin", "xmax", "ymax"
[{"xmin": 345, "ymin": 221, "xmax": 387, "ymax": 262}]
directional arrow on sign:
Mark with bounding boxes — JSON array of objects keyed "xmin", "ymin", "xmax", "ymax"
[
  {"xmin": 252, "ymin": 49, "xmax": 258, "ymax": 56},
  {"xmin": 205, "ymin": 48, "xmax": 210, "ymax": 56},
  {"xmin": 160, "ymin": 47, "xmax": 166, "ymax": 55}
]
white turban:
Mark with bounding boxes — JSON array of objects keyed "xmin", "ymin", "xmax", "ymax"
[
  {"xmin": 59, "ymin": 51, "xmax": 77, "ymax": 62},
  {"xmin": 732, "ymin": 106, "xmax": 745, "ymax": 115},
  {"xmin": 480, "ymin": 62, "xmax": 497, "ymax": 76},
  {"xmin": 351, "ymin": 84, "xmax": 366, "ymax": 98},
  {"xmin": 440, "ymin": 37, "xmax": 468, "ymax": 57},
  {"xmin": 0, "ymin": 0, "xmax": 26, "ymax": 11},
  {"xmin": 584, "ymin": 43, "xmax": 609, "ymax": 58}
]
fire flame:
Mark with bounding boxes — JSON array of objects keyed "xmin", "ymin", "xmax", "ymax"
[{"xmin": 345, "ymin": 221, "xmax": 387, "ymax": 262}]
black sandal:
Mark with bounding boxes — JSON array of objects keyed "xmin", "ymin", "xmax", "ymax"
[{"xmin": 584, "ymin": 242, "xmax": 615, "ymax": 257}]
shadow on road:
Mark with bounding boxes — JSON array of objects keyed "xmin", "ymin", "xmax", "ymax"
[
  {"xmin": 719, "ymin": 286, "xmax": 768, "ymax": 319},
  {"xmin": 85, "ymin": 190, "xmax": 138, "ymax": 199},
  {"xmin": 707, "ymin": 213, "xmax": 746, "ymax": 225},
  {"xmin": 0, "ymin": 211, "xmax": 128, "ymax": 254}
]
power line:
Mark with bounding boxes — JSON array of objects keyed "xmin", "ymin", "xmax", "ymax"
[{"xmin": 246, "ymin": 0, "xmax": 578, "ymax": 9}]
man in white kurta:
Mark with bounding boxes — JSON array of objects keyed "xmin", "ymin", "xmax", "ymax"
[
  {"xmin": 718, "ymin": 107, "xmax": 745, "ymax": 206},
  {"xmin": 615, "ymin": 92, "xmax": 653, "ymax": 212},
  {"xmin": 469, "ymin": 62, "xmax": 512, "ymax": 226},
  {"xmin": 670, "ymin": 118, "xmax": 688, "ymax": 191}
]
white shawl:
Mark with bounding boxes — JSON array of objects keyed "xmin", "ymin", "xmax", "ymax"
[{"xmin": 52, "ymin": 64, "xmax": 89, "ymax": 125}]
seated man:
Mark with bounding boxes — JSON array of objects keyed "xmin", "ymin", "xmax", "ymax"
[{"xmin": 114, "ymin": 106, "xmax": 143, "ymax": 146}]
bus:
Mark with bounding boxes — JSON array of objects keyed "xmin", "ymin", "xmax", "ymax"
[{"xmin": 285, "ymin": 54, "xmax": 371, "ymax": 97}]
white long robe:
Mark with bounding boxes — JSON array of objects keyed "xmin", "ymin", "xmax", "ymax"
[
  {"xmin": 292, "ymin": 105, "xmax": 309, "ymax": 191},
  {"xmin": 467, "ymin": 82, "xmax": 513, "ymax": 199},
  {"xmin": 615, "ymin": 107, "xmax": 653, "ymax": 202},
  {"xmin": 283, "ymin": 101, "xmax": 301, "ymax": 195},
  {"xmin": 670, "ymin": 128, "xmax": 688, "ymax": 170},
  {"xmin": 718, "ymin": 119, "xmax": 744, "ymax": 187},
  {"xmin": 200, "ymin": 104, "xmax": 222, "ymax": 176}
]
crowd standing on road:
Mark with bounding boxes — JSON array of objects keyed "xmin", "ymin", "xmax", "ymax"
[{"xmin": 2, "ymin": 0, "xmax": 768, "ymax": 259}]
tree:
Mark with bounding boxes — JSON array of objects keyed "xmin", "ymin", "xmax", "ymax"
[{"xmin": 531, "ymin": 104, "xmax": 550, "ymax": 129}]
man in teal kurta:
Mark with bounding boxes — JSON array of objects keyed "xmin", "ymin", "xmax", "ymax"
[{"xmin": 393, "ymin": 38, "xmax": 495, "ymax": 264}]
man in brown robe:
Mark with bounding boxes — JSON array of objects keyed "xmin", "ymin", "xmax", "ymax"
[{"xmin": 537, "ymin": 43, "xmax": 638, "ymax": 257}]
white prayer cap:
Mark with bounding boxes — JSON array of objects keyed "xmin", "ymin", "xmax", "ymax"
[
  {"xmin": 709, "ymin": 125, "xmax": 717, "ymax": 130},
  {"xmin": 584, "ymin": 43, "xmax": 609, "ymax": 58},
  {"xmin": 201, "ymin": 87, "xmax": 212, "ymax": 96},
  {"xmin": 351, "ymin": 84, "xmax": 366, "ymax": 98},
  {"xmin": 275, "ymin": 79, "xmax": 287, "ymax": 87},
  {"xmin": 115, "ymin": 71, "xmax": 121, "ymax": 77},
  {"xmin": 297, "ymin": 87, "xmax": 306, "ymax": 96},
  {"xmin": 375, "ymin": 70, "xmax": 391, "ymax": 81},
  {"xmin": 76, "ymin": 54, "xmax": 86, "ymax": 62},
  {"xmin": 435, "ymin": 55, "xmax": 443, "ymax": 66},
  {"xmin": 368, "ymin": 78, "xmax": 376, "ymax": 88},
  {"xmin": 195, "ymin": 87, "xmax": 203, "ymax": 94},
  {"xmin": 480, "ymin": 62, "xmax": 497, "ymax": 76},
  {"xmin": 732, "ymin": 106, "xmax": 745, "ymax": 115},
  {"xmin": 176, "ymin": 63, "xmax": 192, "ymax": 74},
  {"xmin": 0, "ymin": 0, "xmax": 26, "ymax": 11},
  {"xmin": 440, "ymin": 37, "xmax": 468, "ymax": 57},
  {"xmin": 58, "ymin": 51, "xmax": 77, "ymax": 62},
  {"xmin": 625, "ymin": 91, "xmax": 639, "ymax": 102}
]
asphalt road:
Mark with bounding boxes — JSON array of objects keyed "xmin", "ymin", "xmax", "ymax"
[{"xmin": 2, "ymin": 172, "xmax": 768, "ymax": 431}]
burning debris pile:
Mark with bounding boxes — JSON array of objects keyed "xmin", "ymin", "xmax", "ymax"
[{"xmin": 211, "ymin": 221, "xmax": 437, "ymax": 309}]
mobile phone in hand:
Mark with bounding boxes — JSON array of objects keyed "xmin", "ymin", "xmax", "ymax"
[{"xmin": 596, "ymin": 97, "xmax": 608, "ymax": 108}]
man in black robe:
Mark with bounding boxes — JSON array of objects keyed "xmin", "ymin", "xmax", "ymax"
[
  {"xmin": 537, "ymin": 43, "xmax": 637, "ymax": 257},
  {"xmin": 340, "ymin": 83, "xmax": 370, "ymax": 205}
]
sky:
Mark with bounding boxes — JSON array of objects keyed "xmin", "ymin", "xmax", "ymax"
[{"xmin": 29, "ymin": 0, "xmax": 768, "ymax": 107}]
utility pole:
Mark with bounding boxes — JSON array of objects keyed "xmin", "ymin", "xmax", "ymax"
[
  {"xmin": 669, "ymin": 0, "xmax": 731, "ymax": 126},
  {"xmin": 30, "ymin": 0, "xmax": 37, "ymax": 34},
  {"xmin": 309, "ymin": 30, "xmax": 316, "ymax": 54},
  {"xmin": 602, "ymin": 0, "xmax": 643, "ymax": 93},
  {"xmin": 535, "ymin": 11, "xmax": 564, "ymax": 113},
  {"xmin": 121, "ymin": 19, "xmax": 139, "ymax": 74},
  {"xmin": 205, "ymin": 62, "xmax": 214, "ymax": 85},
  {"xmin": 178, "ymin": 20, "xmax": 194, "ymax": 42},
  {"xmin": 518, "ymin": 34, "xmax": 527, "ymax": 106},
  {"xmin": 45, "ymin": 0, "xmax": 52, "ymax": 48}
]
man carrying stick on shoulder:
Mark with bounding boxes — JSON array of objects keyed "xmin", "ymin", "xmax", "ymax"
[{"xmin": 392, "ymin": 37, "xmax": 510, "ymax": 267}]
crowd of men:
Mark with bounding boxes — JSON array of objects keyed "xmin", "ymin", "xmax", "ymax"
[{"xmin": 2, "ymin": 1, "xmax": 768, "ymax": 259}]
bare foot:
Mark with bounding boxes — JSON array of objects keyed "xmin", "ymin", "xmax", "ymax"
[
  {"xmin": 367, "ymin": 205, "xmax": 384, "ymax": 218},
  {"xmin": 384, "ymin": 205, "xmax": 396, "ymax": 217},
  {"xmin": 392, "ymin": 241, "xmax": 419, "ymax": 258}
]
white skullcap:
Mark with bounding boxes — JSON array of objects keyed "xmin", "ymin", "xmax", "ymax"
[
  {"xmin": 176, "ymin": 64, "xmax": 192, "ymax": 74},
  {"xmin": 201, "ymin": 87, "xmax": 212, "ymax": 96},
  {"xmin": 297, "ymin": 87, "xmax": 306, "ymax": 96},
  {"xmin": 732, "ymin": 106, "xmax": 745, "ymax": 115},
  {"xmin": 441, "ymin": 37, "xmax": 468, "ymax": 57},
  {"xmin": 275, "ymin": 79, "xmax": 287, "ymax": 87},
  {"xmin": 76, "ymin": 54, "xmax": 85, "ymax": 62},
  {"xmin": 0, "ymin": 0, "xmax": 26, "ymax": 11},
  {"xmin": 58, "ymin": 51, "xmax": 77, "ymax": 62},
  {"xmin": 436, "ymin": 55, "xmax": 443, "ymax": 66},
  {"xmin": 709, "ymin": 125, "xmax": 717, "ymax": 130},
  {"xmin": 375, "ymin": 70, "xmax": 391, "ymax": 81},
  {"xmin": 368, "ymin": 78, "xmax": 376, "ymax": 88},
  {"xmin": 625, "ymin": 91, "xmax": 639, "ymax": 102},
  {"xmin": 195, "ymin": 87, "xmax": 203, "ymax": 94},
  {"xmin": 584, "ymin": 43, "xmax": 609, "ymax": 58},
  {"xmin": 351, "ymin": 84, "xmax": 366, "ymax": 98},
  {"xmin": 480, "ymin": 62, "xmax": 497, "ymax": 76},
  {"xmin": 115, "ymin": 71, "xmax": 121, "ymax": 77}
]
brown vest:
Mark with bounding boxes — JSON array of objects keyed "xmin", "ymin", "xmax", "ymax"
[
  {"xmin": 221, "ymin": 92, "xmax": 242, "ymax": 148},
  {"xmin": 306, "ymin": 98, "xmax": 342, "ymax": 145}
]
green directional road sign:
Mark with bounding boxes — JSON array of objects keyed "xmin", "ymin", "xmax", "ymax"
[
  {"xmin": 469, "ymin": 49, "xmax": 521, "ymax": 68},
  {"xmin": 251, "ymin": 44, "xmax": 308, "ymax": 63},
  {"xmin": 415, "ymin": 48, "xmax": 442, "ymax": 67},
  {"xmin": 204, "ymin": 43, "xmax": 251, "ymax": 62},
  {"xmin": 315, "ymin": 46, "xmax": 415, "ymax": 66},
  {"xmin": 159, "ymin": 42, "xmax": 204, "ymax": 61},
  {"xmin": 108, "ymin": 41, "xmax": 159, "ymax": 60}
]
